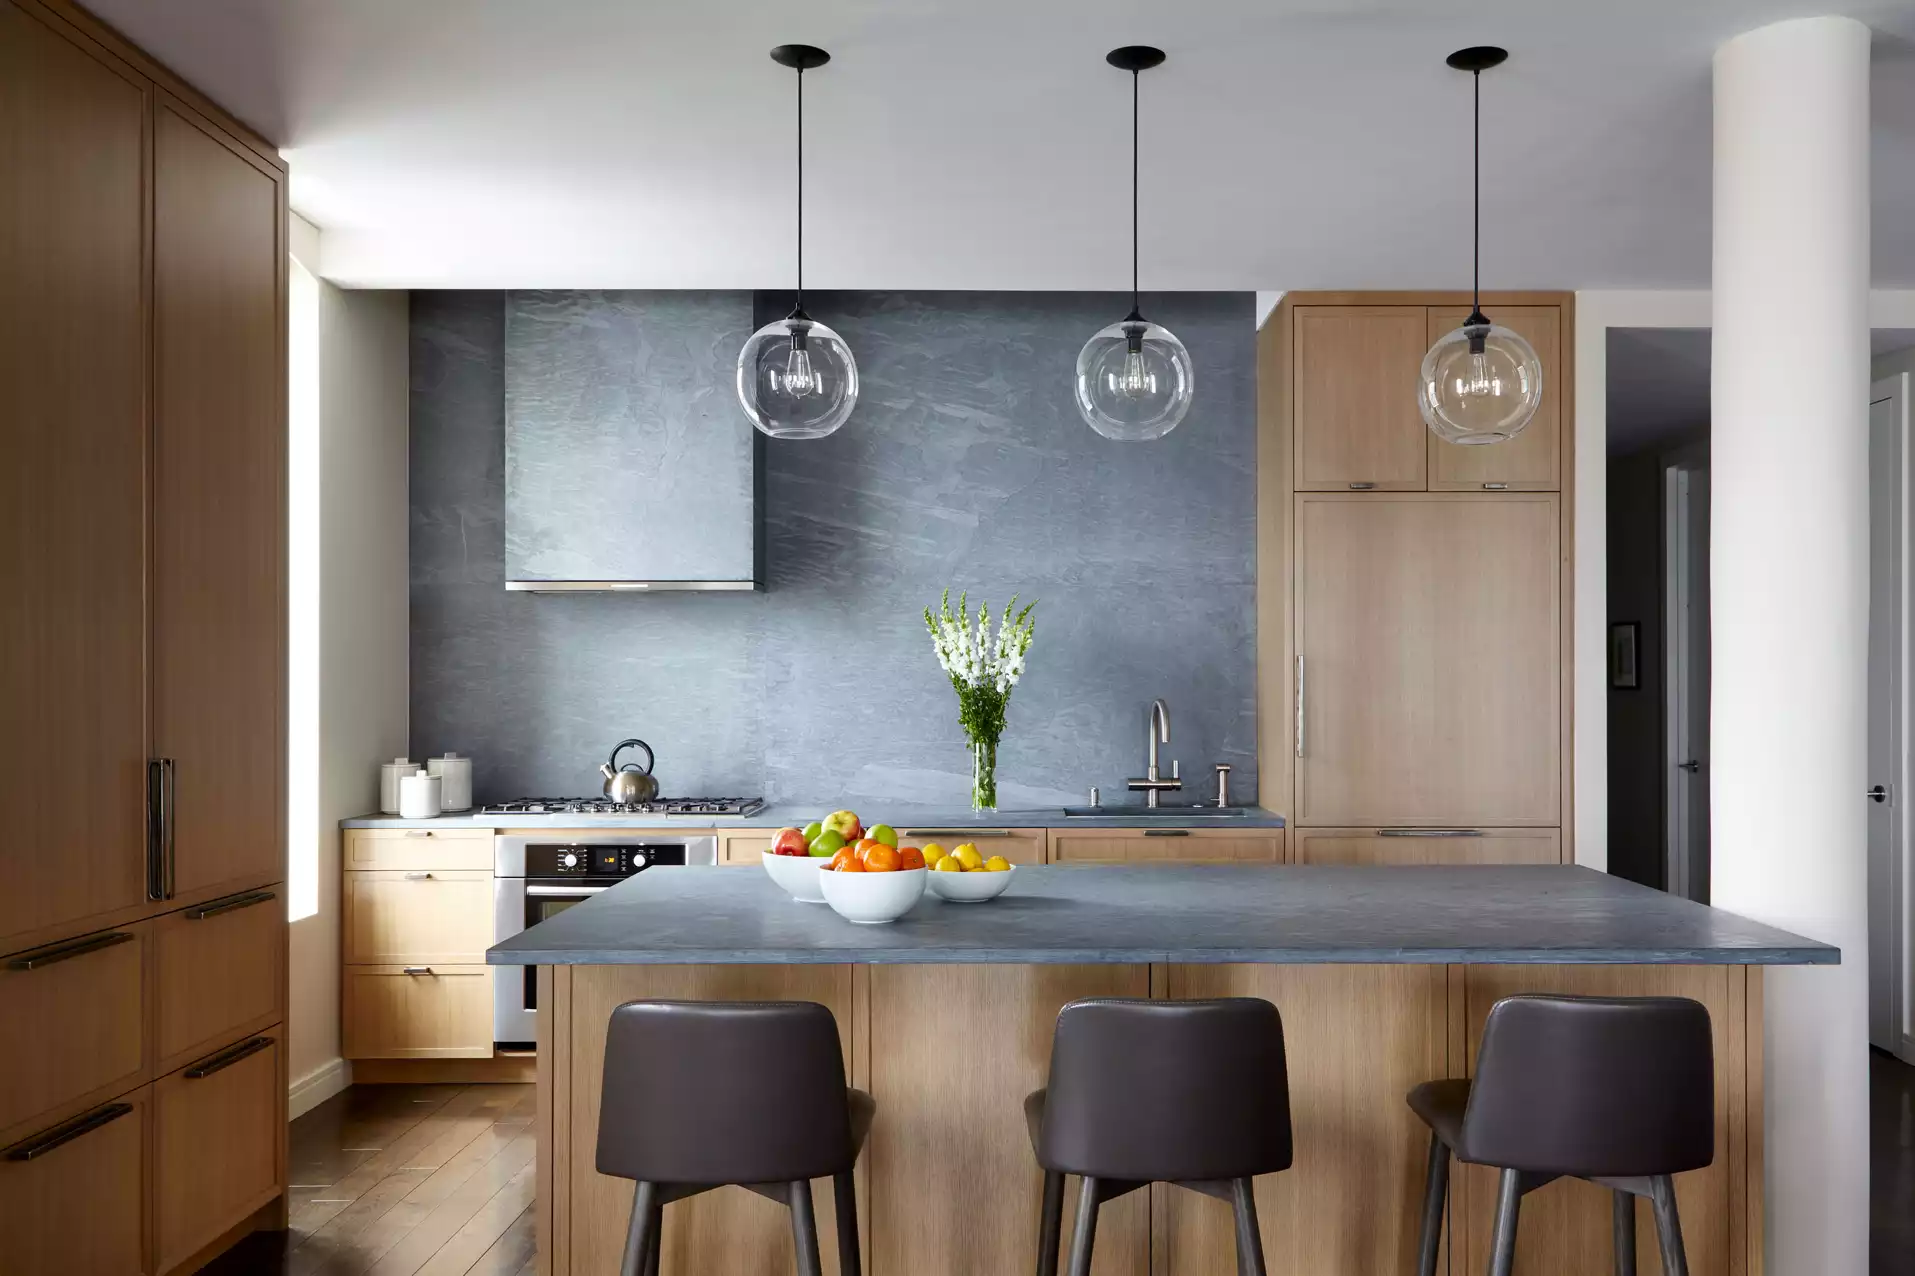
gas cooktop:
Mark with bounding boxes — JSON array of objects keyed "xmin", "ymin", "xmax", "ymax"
[{"xmin": 477, "ymin": 796, "xmax": 765, "ymax": 817}]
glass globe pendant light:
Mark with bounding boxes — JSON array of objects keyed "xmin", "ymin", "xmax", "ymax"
[
  {"xmin": 1075, "ymin": 46, "xmax": 1193, "ymax": 442},
  {"xmin": 1418, "ymin": 46, "xmax": 1543, "ymax": 447},
  {"xmin": 736, "ymin": 45, "xmax": 858, "ymax": 440}
]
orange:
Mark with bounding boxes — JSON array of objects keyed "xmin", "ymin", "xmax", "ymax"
[
  {"xmin": 828, "ymin": 847, "xmax": 864, "ymax": 872},
  {"xmin": 897, "ymin": 846, "xmax": 926, "ymax": 871},
  {"xmin": 853, "ymin": 838, "xmax": 887, "ymax": 863},
  {"xmin": 862, "ymin": 844, "xmax": 902, "ymax": 873}
]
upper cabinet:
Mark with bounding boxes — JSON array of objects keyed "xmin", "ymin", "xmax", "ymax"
[
  {"xmin": 1292, "ymin": 306, "xmax": 1430, "ymax": 491},
  {"xmin": 1426, "ymin": 305, "xmax": 1562, "ymax": 491},
  {"xmin": 503, "ymin": 291, "xmax": 763, "ymax": 590}
]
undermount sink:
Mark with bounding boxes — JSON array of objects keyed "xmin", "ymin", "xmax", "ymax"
[{"xmin": 1060, "ymin": 805, "xmax": 1248, "ymax": 819}]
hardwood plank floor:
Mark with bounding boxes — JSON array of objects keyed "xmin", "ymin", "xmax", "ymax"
[{"xmin": 203, "ymin": 1083, "xmax": 536, "ymax": 1276}]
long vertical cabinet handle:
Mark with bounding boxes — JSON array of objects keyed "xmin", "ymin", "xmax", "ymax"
[
  {"xmin": 1295, "ymin": 656, "xmax": 1306, "ymax": 758},
  {"xmin": 147, "ymin": 757, "xmax": 177, "ymax": 901}
]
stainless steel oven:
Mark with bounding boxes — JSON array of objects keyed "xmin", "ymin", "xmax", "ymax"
[{"xmin": 492, "ymin": 833, "xmax": 715, "ymax": 1047}]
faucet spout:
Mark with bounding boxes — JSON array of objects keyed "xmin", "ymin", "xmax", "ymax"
[{"xmin": 1148, "ymin": 698, "xmax": 1171, "ymax": 779}]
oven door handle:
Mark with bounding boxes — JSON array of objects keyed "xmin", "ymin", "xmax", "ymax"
[{"xmin": 524, "ymin": 884, "xmax": 614, "ymax": 897}]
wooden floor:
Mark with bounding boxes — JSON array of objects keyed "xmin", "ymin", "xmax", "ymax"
[{"xmin": 203, "ymin": 1083, "xmax": 536, "ymax": 1276}]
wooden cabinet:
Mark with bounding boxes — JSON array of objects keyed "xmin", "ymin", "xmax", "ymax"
[
  {"xmin": 153, "ymin": 888, "xmax": 284, "ymax": 1074},
  {"xmin": 1048, "ymin": 828, "xmax": 1285, "ymax": 864},
  {"xmin": 153, "ymin": 1035, "xmax": 281, "ymax": 1274},
  {"xmin": 344, "ymin": 966, "xmax": 494, "ymax": 1059},
  {"xmin": 1292, "ymin": 306, "xmax": 1430, "ymax": 491},
  {"xmin": 344, "ymin": 869, "xmax": 494, "ymax": 964},
  {"xmin": 1293, "ymin": 493, "xmax": 1561, "ymax": 827},
  {"xmin": 344, "ymin": 827, "xmax": 493, "ymax": 871},
  {"xmin": 151, "ymin": 102, "xmax": 286, "ymax": 905},
  {"xmin": 0, "ymin": 0, "xmax": 150, "ymax": 952},
  {"xmin": 718, "ymin": 830, "xmax": 776, "ymax": 865},
  {"xmin": 1427, "ymin": 305, "xmax": 1562, "ymax": 491},
  {"xmin": 0, "ymin": 923, "xmax": 150, "ymax": 1143},
  {"xmin": 1294, "ymin": 827, "xmax": 1562, "ymax": 866},
  {"xmin": 0, "ymin": 1087, "xmax": 150, "ymax": 1276},
  {"xmin": 895, "ymin": 825, "xmax": 1047, "ymax": 864}
]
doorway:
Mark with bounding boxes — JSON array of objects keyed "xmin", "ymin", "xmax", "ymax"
[
  {"xmin": 1664, "ymin": 447, "xmax": 1710, "ymax": 903},
  {"xmin": 1870, "ymin": 368, "xmax": 1914, "ymax": 1067}
]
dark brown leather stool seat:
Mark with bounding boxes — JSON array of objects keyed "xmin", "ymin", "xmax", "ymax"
[
  {"xmin": 1025, "ymin": 997, "xmax": 1293, "ymax": 1276},
  {"xmin": 1408, "ymin": 994, "xmax": 1715, "ymax": 1276},
  {"xmin": 595, "ymin": 1000, "xmax": 872, "ymax": 1276}
]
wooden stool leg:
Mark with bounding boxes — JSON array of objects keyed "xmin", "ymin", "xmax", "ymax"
[
  {"xmin": 789, "ymin": 1180, "xmax": 822, "ymax": 1276},
  {"xmin": 1416, "ymin": 1133, "xmax": 1449, "ymax": 1276},
  {"xmin": 1066, "ymin": 1176, "xmax": 1101, "ymax": 1276},
  {"xmin": 1650, "ymin": 1176, "xmax": 1689, "ymax": 1276},
  {"xmin": 1231, "ymin": 1177, "xmax": 1267, "ymax": 1276},
  {"xmin": 834, "ymin": 1171, "xmax": 862, "ymax": 1276},
  {"xmin": 1036, "ymin": 1170, "xmax": 1065, "ymax": 1276},
  {"xmin": 1612, "ymin": 1188, "xmax": 1636, "ymax": 1276},
  {"xmin": 620, "ymin": 1182, "xmax": 657, "ymax": 1276},
  {"xmin": 1488, "ymin": 1168, "xmax": 1523, "ymax": 1276}
]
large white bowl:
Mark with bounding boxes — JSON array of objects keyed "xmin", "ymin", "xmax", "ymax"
[
  {"xmin": 761, "ymin": 851, "xmax": 829, "ymax": 903},
  {"xmin": 927, "ymin": 864, "xmax": 1017, "ymax": 903},
  {"xmin": 818, "ymin": 865, "xmax": 926, "ymax": 924}
]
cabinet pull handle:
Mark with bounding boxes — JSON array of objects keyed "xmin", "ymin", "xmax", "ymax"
[
  {"xmin": 147, "ymin": 758, "xmax": 177, "ymax": 901},
  {"xmin": 1143, "ymin": 829, "xmax": 1192, "ymax": 837},
  {"xmin": 1348, "ymin": 481, "xmax": 1376, "ymax": 490},
  {"xmin": 184, "ymin": 1035, "xmax": 273, "ymax": 1079},
  {"xmin": 402, "ymin": 966, "xmax": 434, "ymax": 976},
  {"xmin": 7, "ymin": 930, "xmax": 135, "ymax": 971},
  {"xmin": 186, "ymin": 889, "xmax": 277, "ymax": 921},
  {"xmin": 403, "ymin": 871, "xmax": 434, "ymax": 881},
  {"xmin": 3, "ymin": 1102, "xmax": 135, "ymax": 1162},
  {"xmin": 403, "ymin": 831, "xmax": 434, "ymax": 838},
  {"xmin": 901, "ymin": 830, "xmax": 1013, "ymax": 838},
  {"xmin": 1482, "ymin": 482, "xmax": 1509, "ymax": 491},
  {"xmin": 1295, "ymin": 655, "xmax": 1306, "ymax": 758},
  {"xmin": 1376, "ymin": 829, "xmax": 1486, "ymax": 838}
]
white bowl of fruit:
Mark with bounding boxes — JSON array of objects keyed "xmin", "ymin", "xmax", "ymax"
[
  {"xmin": 924, "ymin": 842, "xmax": 1017, "ymax": 902},
  {"xmin": 777, "ymin": 811, "xmax": 931, "ymax": 924}
]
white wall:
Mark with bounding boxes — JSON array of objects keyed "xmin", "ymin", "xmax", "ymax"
[{"xmin": 287, "ymin": 213, "xmax": 410, "ymax": 1117}]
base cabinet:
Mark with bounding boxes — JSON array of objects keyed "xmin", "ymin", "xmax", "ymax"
[
  {"xmin": 1049, "ymin": 828, "xmax": 1284, "ymax": 864},
  {"xmin": 153, "ymin": 1035, "xmax": 282, "ymax": 1274},
  {"xmin": 1294, "ymin": 828, "xmax": 1562, "ymax": 866},
  {"xmin": 0, "ymin": 1088, "xmax": 150, "ymax": 1276},
  {"xmin": 345, "ymin": 965, "xmax": 494, "ymax": 1059}
]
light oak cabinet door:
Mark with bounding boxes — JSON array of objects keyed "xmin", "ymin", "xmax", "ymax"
[
  {"xmin": 151, "ymin": 103, "xmax": 286, "ymax": 904},
  {"xmin": 1049, "ymin": 828, "xmax": 1284, "ymax": 863},
  {"xmin": 344, "ymin": 869, "xmax": 494, "ymax": 964},
  {"xmin": 1293, "ymin": 307, "xmax": 1430, "ymax": 491},
  {"xmin": 1294, "ymin": 828, "xmax": 1561, "ymax": 866},
  {"xmin": 894, "ymin": 826, "xmax": 1047, "ymax": 864},
  {"xmin": 1427, "ymin": 305, "xmax": 1562, "ymax": 491},
  {"xmin": 0, "ymin": 923, "xmax": 149, "ymax": 1143},
  {"xmin": 344, "ymin": 828, "xmax": 494, "ymax": 871},
  {"xmin": 0, "ymin": 3, "xmax": 149, "ymax": 951},
  {"xmin": 0, "ymin": 1088, "xmax": 149, "ymax": 1276},
  {"xmin": 153, "ymin": 888, "xmax": 284, "ymax": 1074},
  {"xmin": 718, "ymin": 831, "xmax": 776, "ymax": 865},
  {"xmin": 1294, "ymin": 494, "xmax": 1561, "ymax": 826},
  {"xmin": 343, "ymin": 966, "xmax": 494, "ymax": 1059},
  {"xmin": 153, "ymin": 1035, "xmax": 281, "ymax": 1273}
]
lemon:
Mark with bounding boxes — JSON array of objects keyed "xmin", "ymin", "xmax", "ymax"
[
  {"xmin": 921, "ymin": 842, "xmax": 946, "ymax": 862},
  {"xmin": 933, "ymin": 855, "xmax": 964, "ymax": 873},
  {"xmin": 984, "ymin": 855, "xmax": 1011, "ymax": 872},
  {"xmin": 953, "ymin": 844, "xmax": 983, "ymax": 871}
]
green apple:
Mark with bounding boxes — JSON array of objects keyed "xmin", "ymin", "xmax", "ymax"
[
  {"xmin": 823, "ymin": 809, "xmax": 863, "ymax": 841},
  {"xmin": 868, "ymin": 824, "xmax": 898, "ymax": 848},
  {"xmin": 808, "ymin": 828, "xmax": 847, "ymax": 858},
  {"xmin": 802, "ymin": 821, "xmax": 824, "ymax": 843}
]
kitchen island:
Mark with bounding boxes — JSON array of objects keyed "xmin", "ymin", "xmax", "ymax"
[{"xmin": 490, "ymin": 865, "xmax": 1832, "ymax": 1275}]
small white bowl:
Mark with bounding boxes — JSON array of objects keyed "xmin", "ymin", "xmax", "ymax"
[
  {"xmin": 927, "ymin": 864, "xmax": 1017, "ymax": 903},
  {"xmin": 761, "ymin": 851, "xmax": 829, "ymax": 903},
  {"xmin": 818, "ymin": 866, "xmax": 927, "ymax": 924}
]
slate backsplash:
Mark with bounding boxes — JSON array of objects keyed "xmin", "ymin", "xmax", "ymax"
[{"xmin": 410, "ymin": 290, "xmax": 1258, "ymax": 808}]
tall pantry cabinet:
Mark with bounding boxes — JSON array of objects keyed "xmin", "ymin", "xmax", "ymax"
[{"xmin": 0, "ymin": 2, "xmax": 288, "ymax": 1273}]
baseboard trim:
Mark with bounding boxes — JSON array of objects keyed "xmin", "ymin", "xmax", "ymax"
[{"xmin": 288, "ymin": 1056, "xmax": 352, "ymax": 1119}]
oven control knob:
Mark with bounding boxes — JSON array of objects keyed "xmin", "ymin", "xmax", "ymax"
[{"xmin": 560, "ymin": 851, "xmax": 581, "ymax": 870}]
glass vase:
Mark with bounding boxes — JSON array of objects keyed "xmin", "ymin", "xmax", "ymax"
[{"xmin": 970, "ymin": 737, "xmax": 998, "ymax": 812}]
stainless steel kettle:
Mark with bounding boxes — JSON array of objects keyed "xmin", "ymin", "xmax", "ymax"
[{"xmin": 600, "ymin": 739, "xmax": 659, "ymax": 804}]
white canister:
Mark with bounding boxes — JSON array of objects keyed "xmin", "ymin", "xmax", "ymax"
[
  {"xmin": 427, "ymin": 752, "xmax": 473, "ymax": 812},
  {"xmin": 379, "ymin": 758, "xmax": 419, "ymax": 814},
  {"xmin": 398, "ymin": 770, "xmax": 443, "ymax": 820}
]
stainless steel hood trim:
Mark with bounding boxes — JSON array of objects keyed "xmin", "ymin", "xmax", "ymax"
[{"xmin": 506, "ymin": 579, "xmax": 761, "ymax": 593}]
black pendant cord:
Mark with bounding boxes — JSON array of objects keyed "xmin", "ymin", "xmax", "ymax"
[
  {"xmin": 1129, "ymin": 66, "xmax": 1141, "ymax": 322},
  {"xmin": 795, "ymin": 65, "xmax": 805, "ymax": 312},
  {"xmin": 1469, "ymin": 66, "xmax": 1483, "ymax": 326}
]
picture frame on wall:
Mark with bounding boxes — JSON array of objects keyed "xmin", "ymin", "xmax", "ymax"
[{"xmin": 1610, "ymin": 621, "xmax": 1641, "ymax": 690}]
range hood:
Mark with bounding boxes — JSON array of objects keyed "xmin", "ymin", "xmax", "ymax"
[{"xmin": 503, "ymin": 290, "xmax": 764, "ymax": 593}]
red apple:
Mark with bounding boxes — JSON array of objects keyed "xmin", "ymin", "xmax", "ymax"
[{"xmin": 772, "ymin": 827, "xmax": 809, "ymax": 857}]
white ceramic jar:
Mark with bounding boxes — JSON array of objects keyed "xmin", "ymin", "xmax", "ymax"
[
  {"xmin": 427, "ymin": 752, "xmax": 473, "ymax": 812},
  {"xmin": 379, "ymin": 757, "xmax": 419, "ymax": 814},
  {"xmin": 398, "ymin": 770, "xmax": 443, "ymax": 819}
]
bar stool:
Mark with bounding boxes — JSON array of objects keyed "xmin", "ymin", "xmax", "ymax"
[
  {"xmin": 1407, "ymin": 994, "xmax": 1714, "ymax": 1276},
  {"xmin": 595, "ymin": 1000, "xmax": 873, "ymax": 1276},
  {"xmin": 1024, "ymin": 997, "xmax": 1293, "ymax": 1276}
]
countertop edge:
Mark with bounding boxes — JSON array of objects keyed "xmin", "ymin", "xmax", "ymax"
[
  {"xmin": 343, "ymin": 807, "xmax": 1288, "ymax": 831},
  {"xmin": 486, "ymin": 946, "xmax": 1837, "ymax": 967}
]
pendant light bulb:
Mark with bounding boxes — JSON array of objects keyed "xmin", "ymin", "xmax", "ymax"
[
  {"xmin": 1418, "ymin": 47, "xmax": 1543, "ymax": 447},
  {"xmin": 1076, "ymin": 47, "xmax": 1194, "ymax": 442},
  {"xmin": 737, "ymin": 46, "xmax": 859, "ymax": 440}
]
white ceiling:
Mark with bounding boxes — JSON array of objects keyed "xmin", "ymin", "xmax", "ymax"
[{"xmin": 91, "ymin": 0, "xmax": 1915, "ymax": 291}]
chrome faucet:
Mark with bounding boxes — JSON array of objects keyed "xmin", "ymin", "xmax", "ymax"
[{"xmin": 1127, "ymin": 698, "xmax": 1183, "ymax": 808}]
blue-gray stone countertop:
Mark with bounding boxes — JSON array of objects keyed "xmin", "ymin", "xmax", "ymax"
[
  {"xmin": 486, "ymin": 864, "xmax": 1836, "ymax": 967},
  {"xmin": 341, "ymin": 805, "xmax": 1287, "ymax": 831}
]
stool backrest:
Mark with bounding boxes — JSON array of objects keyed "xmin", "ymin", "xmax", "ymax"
[
  {"xmin": 596, "ymin": 1000, "xmax": 853, "ymax": 1185},
  {"xmin": 1463, "ymin": 994, "xmax": 1715, "ymax": 1177},
  {"xmin": 1039, "ymin": 997, "xmax": 1292, "ymax": 1181}
]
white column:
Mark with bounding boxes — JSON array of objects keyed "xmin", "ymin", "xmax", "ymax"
[{"xmin": 1712, "ymin": 16, "xmax": 1872, "ymax": 1274}]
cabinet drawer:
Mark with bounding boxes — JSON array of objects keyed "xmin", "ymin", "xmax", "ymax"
[
  {"xmin": 1049, "ymin": 829, "xmax": 1284, "ymax": 864},
  {"xmin": 718, "ymin": 831, "xmax": 776, "ymax": 865},
  {"xmin": 343, "ymin": 965, "xmax": 493, "ymax": 1059},
  {"xmin": 155, "ymin": 888, "xmax": 285, "ymax": 1074},
  {"xmin": 1294, "ymin": 827, "xmax": 1562, "ymax": 866},
  {"xmin": 0, "ymin": 1088, "xmax": 149, "ymax": 1276},
  {"xmin": 154, "ymin": 1035, "xmax": 281, "ymax": 1274},
  {"xmin": 894, "ymin": 827, "xmax": 1046, "ymax": 865},
  {"xmin": 344, "ymin": 869, "xmax": 494, "ymax": 964},
  {"xmin": 0, "ymin": 922, "xmax": 148, "ymax": 1142},
  {"xmin": 345, "ymin": 828, "xmax": 493, "ymax": 871}
]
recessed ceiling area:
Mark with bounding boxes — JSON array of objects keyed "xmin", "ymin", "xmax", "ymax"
[{"xmin": 85, "ymin": 0, "xmax": 1915, "ymax": 291}]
